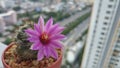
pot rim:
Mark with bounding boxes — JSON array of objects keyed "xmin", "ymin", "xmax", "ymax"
[{"xmin": 2, "ymin": 42, "xmax": 62, "ymax": 68}]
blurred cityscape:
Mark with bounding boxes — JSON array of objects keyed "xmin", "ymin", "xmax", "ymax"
[
  {"xmin": 0, "ymin": 0, "xmax": 92, "ymax": 68},
  {"xmin": 3, "ymin": 0, "xmax": 120, "ymax": 68}
]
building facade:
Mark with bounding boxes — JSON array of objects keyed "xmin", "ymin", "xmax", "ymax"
[
  {"xmin": 0, "ymin": 10, "xmax": 17, "ymax": 25},
  {"xmin": 81, "ymin": 0, "xmax": 120, "ymax": 68},
  {"xmin": 0, "ymin": 0, "xmax": 15, "ymax": 8},
  {"xmin": 0, "ymin": 17, "xmax": 6, "ymax": 33},
  {"xmin": 103, "ymin": 19, "xmax": 120, "ymax": 68}
]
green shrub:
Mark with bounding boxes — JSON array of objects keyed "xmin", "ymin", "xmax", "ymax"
[
  {"xmin": 3, "ymin": 38, "xmax": 12, "ymax": 45},
  {"xmin": 0, "ymin": 33, "xmax": 3, "ymax": 37},
  {"xmin": 62, "ymin": 12, "xmax": 90, "ymax": 35}
]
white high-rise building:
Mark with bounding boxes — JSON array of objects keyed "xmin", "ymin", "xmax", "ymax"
[
  {"xmin": 81, "ymin": 0, "xmax": 120, "ymax": 68},
  {"xmin": 103, "ymin": 19, "xmax": 120, "ymax": 68}
]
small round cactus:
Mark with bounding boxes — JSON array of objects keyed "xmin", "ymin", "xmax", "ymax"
[{"xmin": 15, "ymin": 23, "xmax": 37, "ymax": 61}]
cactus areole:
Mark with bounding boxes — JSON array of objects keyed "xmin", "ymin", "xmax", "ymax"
[{"xmin": 25, "ymin": 16, "xmax": 65, "ymax": 61}]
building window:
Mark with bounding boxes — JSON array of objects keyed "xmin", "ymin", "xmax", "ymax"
[
  {"xmin": 119, "ymin": 35, "xmax": 120, "ymax": 38},
  {"xmin": 96, "ymin": 54, "xmax": 99, "ymax": 57},
  {"xmin": 92, "ymin": 34, "xmax": 95, "ymax": 38},
  {"xmin": 3, "ymin": 16, "xmax": 10, "ymax": 19},
  {"xmin": 94, "ymin": 25, "xmax": 97, "ymax": 28},
  {"xmin": 91, "ymin": 43, "xmax": 93, "ymax": 46},
  {"xmin": 96, "ymin": 50, "xmax": 100, "ymax": 53},
  {"xmin": 102, "ymin": 27, "xmax": 106, "ymax": 30},
  {"xmin": 93, "ymin": 62, "xmax": 97, "ymax": 64},
  {"xmin": 98, "ymin": 46, "xmax": 101, "ymax": 49},
  {"xmin": 98, "ymin": 7, "xmax": 101, "ymax": 13},
  {"xmin": 99, "ymin": 42, "xmax": 102, "ymax": 44},
  {"xmin": 116, "ymin": 59, "xmax": 119, "ymax": 62},
  {"xmin": 110, "ymin": 62, "xmax": 113, "ymax": 64},
  {"xmin": 100, "ymin": 37, "xmax": 104, "ymax": 40},
  {"xmin": 92, "ymin": 65, "xmax": 95, "ymax": 67},
  {"xmin": 101, "ymin": 32, "xmax": 105, "ymax": 35},
  {"xmin": 111, "ymin": 58, "xmax": 115, "ymax": 61},
  {"xmin": 94, "ymin": 58, "xmax": 98, "ymax": 60},
  {"xmin": 97, "ymin": 14, "xmax": 99, "ymax": 18},
  {"xmin": 108, "ymin": 5, "xmax": 112, "ymax": 8},
  {"xmin": 117, "ymin": 39, "xmax": 120, "ymax": 43},
  {"xmin": 105, "ymin": 16, "xmax": 109, "ymax": 20},
  {"xmin": 115, "ymin": 63, "xmax": 118, "ymax": 66},
  {"xmin": 109, "ymin": 0, "xmax": 114, "ymax": 2},
  {"xmin": 96, "ymin": 20, "xmax": 98, "ymax": 23},
  {"xmin": 113, "ymin": 53, "xmax": 117, "ymax": 56},
  {"xmin": 104, "ymin": 22, "xmax": 108, "ymax": 25},
  {"xmin": 106, "ymin": 11, "xmax": 111, "ymax": 14},
  {"xmin": 94, "ymin": 30, "xmax": 96, "ymax": 33}
]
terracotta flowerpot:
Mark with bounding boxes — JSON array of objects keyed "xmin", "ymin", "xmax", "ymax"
[{"xmin": 2, "ymin": 42, "xmax": 62, "ymax": 68}]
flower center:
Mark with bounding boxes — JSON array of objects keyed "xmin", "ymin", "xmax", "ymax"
[{"xmin": 40, "ymin": 33, "xmax": 49, "ymax": 44}]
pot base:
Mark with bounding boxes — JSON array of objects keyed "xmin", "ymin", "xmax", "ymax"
[{"xmin": 2, "ymin": 42, "xmax": 62, "ymax": 68}]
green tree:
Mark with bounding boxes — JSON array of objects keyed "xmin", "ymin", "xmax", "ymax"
[
  {"xmin": 13, "ymin": 6, "xmax": 21, "ymax": 11},
  {"xmin": 3, "ymin": 38, "xmax": 12, "ymax": 45}
]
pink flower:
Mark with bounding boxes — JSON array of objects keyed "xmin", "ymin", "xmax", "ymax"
[{"xmin": 25, "ymin": 16, "xmax": 65, "ymax": 61}]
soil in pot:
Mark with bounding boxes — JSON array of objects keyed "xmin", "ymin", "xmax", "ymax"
[{"xmin": 4, "ymin": 44, "xmax": 62, "ymax": 68}]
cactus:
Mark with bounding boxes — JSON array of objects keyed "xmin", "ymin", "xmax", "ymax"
[{"xmin": 14, "ymin": 23, "xmax": 37, "ymax": 61}]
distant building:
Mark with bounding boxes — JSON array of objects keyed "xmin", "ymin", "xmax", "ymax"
[
  {"xmin": 0, "ymin": 0, "xmax": 15, "ymax": 8},
  {"xmin": 0, "ymin": 17, "xmax": 6, "ymax": 33},
  {"xmin": 88, "ymin": 0, "xmax": 95, "ymax": 4},
  {"xmin": 81, "ymin": 0, "xmax": 120, "ymax": 68},
  {"xmin": 75, "ymin": 0, "xmax": 94, "ymax": 4},
  {"xmin": 20, "ymin": 2, "xmax": 34, "ymax": 11},
  {"xmin": 78, "ymin": 0, "xmax": 89, "ymax": 3},
  {"xmin": 0, "ymin": 10, "xmax": 17, "ymax": 25},
  {"xmin": 103, "ymin": 19, "xmax": 120, "ymax": 68},
  {"xmin": 55, "ymin": 0, "xmax": 61, "ymax": 4},
  {"xmin": 43, "ymin": 0, "xmax": 61, "ymax": 5}
]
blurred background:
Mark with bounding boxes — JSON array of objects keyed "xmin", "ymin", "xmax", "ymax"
[
  {"xmin": 2, "ymin": 0, "xmax": 120, "ymax": 68},
  {"xmin": 0, "ymin": 0, "xmax": 92, "ymax": 68}
]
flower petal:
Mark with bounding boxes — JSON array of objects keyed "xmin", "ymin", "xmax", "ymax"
[
  {"xmin": 55, "ymin": 27, "xmax": 65, "ymax": 33},
  {"xmin": 45, "ymin": 17, "xmax": 53, "ymax": 31},
  {"xmin": 25, "ymin": 29, "xmax": 39, "ymax": 36},
  {"xmin": 30, "ymin": 41, "xmax": 43, "ymax": 50},
  {"xmin": 50, "ymin": 34, "xmax": 65, "ymax": 40},
  {"xmin": 49, "ymin": 46, "xmax": 58, "ymax": 59},
  {"xmin": 43, "ymin": 46, "xmax": 50, "ymax": 58},
  {"xmin": 51, "ymin": 27, "xmax": 65, "ymax": 35},
  {"xmin": 27, "ymin": 37, "xmax": 39, "ymax": 42},
  {"xmin": 38, "ymin": 16, "xmax": 44, "ymax": 32},
  {"xmin": 48, "ymin": 23, "xmax": 59, "ymax": 34},
  {"xmin": 25, "ymin": 16, "xmax": 66, "ymax": 61},
  {"xmin": 37, "ymin": 50, "xmax": 44, "ymax": 61},
  {"xmin": 34, "ymin": 24, "xmax": 42, "ymax": 34},
  {"xmin": 50, "ymin": 40, "xmax": 63, "ymax": 49}
]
